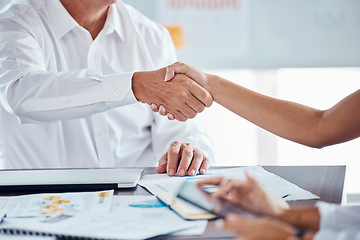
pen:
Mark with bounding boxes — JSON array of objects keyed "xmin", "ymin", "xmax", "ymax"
[
  {"xmin": 0, "ymin": 214, "xmax": 6, "ymax": 224},
  {"xmin": 282, "ymin": 194, "xmax": 291, "ymax": 199}
]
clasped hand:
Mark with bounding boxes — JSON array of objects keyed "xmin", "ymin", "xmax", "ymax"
[
  {"xmin": 132, "ymin": 66, "xmax": 212, "ymax": 122},
  {"xmin": 149, "ymin": 62, "xmax": 212, "ymax": 121},
  {"xmin": 132, "ymin": 66, "xmax": 212, "ymax": 176}
]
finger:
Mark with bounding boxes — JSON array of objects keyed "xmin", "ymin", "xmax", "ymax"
[
  {"xmin": 165, "ymin": 62, "xmax": 206, "ymax": 87},
  {"xmin": 167, "ymin": 141, "xmax": 182, "ymax": 176},
  {"xmin": 182, "ymin": 102, "xmax": 198, "ymax": 119},
  {"xmin": 156, "ymin": 152, "xmax": 168, "ymax": 173},
  {"xmin": 169, "ymin": 91, "xmax": 198, "ymax": 118},
  {"xmin": 189, "ymin": 82, "xmax": 213, "ymax": 108},
  {"xmin": 187, "ymin": 148, "xmax": 203, "ymax": 176},
  {"xmin": 213, "ymin": 178, "xmax": 234, "ymax": 198},
  {"xmin": 198, "ymin": 155, "xmax": 210, "ymax": 175},
  {"xmin": 245, "ymin": 171, "xmax": 257, "ymax": 186},
  {"xmin": 183, "ymin": 94, "xmax": 206, "ymax": 115},
  {"xmin": 159, "ymin": 105, "xmax": 167, "ymax": 116},
  {"xmin": 151, "ymin": 103, "xmax": 159, "ymax": 112},
  {"xmin": 222, "ymin": 215, "xmax": 247, "ymax": 232},
  {"xmin": 164, "ymin": 62, "xmax": 185, "ymax": 82},
  {"xmin": 177, "ymin": 143, "xmax": 194, "ymax": 177},
  {"xmin": 167, "ymin": 113, "xmax": 175, "ymax": 120},
  {"xmin": 196, "ymin": 176, "xmax": 224, "ymax": 187},
  {"xmin": 171, "ymin": 109, "xmax": 189, "ymax": 122}
]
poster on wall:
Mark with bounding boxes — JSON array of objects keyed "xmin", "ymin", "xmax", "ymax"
[{"xmin": 158, "ymin": 0, "xmax": 250, "ymax": 67}]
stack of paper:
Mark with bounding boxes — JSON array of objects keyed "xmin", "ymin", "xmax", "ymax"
[{"xmin": 138, "ymin": 165, "xmax": 319, "ymax": 220}]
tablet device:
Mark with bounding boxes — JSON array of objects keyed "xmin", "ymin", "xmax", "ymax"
[
  {"xmin": 177, "ymin": 180, "xmax": 254, "ymax": 218},
  {"xmin": 0, "ymin": 168, "xmax": 144, "ymax": 192}
]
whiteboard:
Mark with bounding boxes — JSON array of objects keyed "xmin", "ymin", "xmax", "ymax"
[
  {"xmin": 124, "ymin": 0, "xmax": 360, "ymax": 68},
  {"xmin": 2, "ymin": 0, "xmax": 359, "ymax": 68}
]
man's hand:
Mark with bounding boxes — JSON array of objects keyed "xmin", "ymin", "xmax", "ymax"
[
  {"xmin": 156, "ymin": 141, "xmax": 210, "ymax": 177},
  {"xmin": 132, "ymin": 68, "xmax": 212, "ymax": 122},
  {"xmin": 151, "ymin": 62, "xmax": 213, "ymax": 120},
  {"xmin": 196, "ymin": 172, "xmax": 288, "ymax": 217}
]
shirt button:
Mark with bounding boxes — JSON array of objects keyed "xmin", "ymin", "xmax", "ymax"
[{"xmin": 114, "ymin": 90, "xmax": 120, "ymax": 96}]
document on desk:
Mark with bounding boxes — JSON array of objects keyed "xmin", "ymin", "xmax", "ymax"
[
  {"xmin": 139, "ymin": 165, "xmax": 319, "ymax": 202},
  {"xmin": 0, "ymin": 196, "xmax": 200, "ymax": 239},
  {"xmin": 0, "ymin": 190, "xmax": 114, "ymax": 218},
  {"xmin": 109, "ymin": 195, "xmax": 207, "ymax": 236},
  {"xmin": 0, "ymin": 194, "xmax": 205, "ymax": 239}
]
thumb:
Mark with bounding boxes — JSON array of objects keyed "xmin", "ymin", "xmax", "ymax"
[
  {"xmin": 156, "ymin": 153, "xmax": 168, "ymax": 173},
  {"xmin": 164, "ymin": 62, "xmax": 187, "ymax": 82}
]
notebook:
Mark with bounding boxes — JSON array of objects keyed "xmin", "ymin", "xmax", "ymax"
[{"xmin": 0, "ymin": 168, "xmax": 144, "ymax": 192}]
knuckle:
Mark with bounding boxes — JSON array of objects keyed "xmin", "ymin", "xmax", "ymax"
[
  {"xmin": 176, "ymin": 90, "xmax": 187, "ymax": 99},
  {"xmin": 183, "ymin": 149, "xmax": 193, "ymax": 158},
  {"xmin": 169, "ymin": 148, "xmax": 178, "ymax": 155},
  {"xmin": 193, "ymin": 149, "xmax": 203, "ymax": 159}
]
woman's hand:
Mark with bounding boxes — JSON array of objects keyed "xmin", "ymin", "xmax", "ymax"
[
  {"xmin": 151, "ymin": 62, "xmax": 214, "ymax": 120},
  {"xmin": 218, "ymin": 214, "xmax": 297, "ymax": 240},
  {"xmin": 197, "ymin": 172, "xmax": 287, "ymax": 217}
]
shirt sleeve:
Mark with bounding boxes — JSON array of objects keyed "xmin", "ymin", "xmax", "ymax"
[
  {"xmin": 0, "ymin": 19, "xmax": 137, "ymax": 124},
  {"xmin": 314, "ymin": 201, "xmax": 360, "ymax": 240},
  {"xmin": 314, "ymin": 230, "xmax": 360, "ymax": 240}
]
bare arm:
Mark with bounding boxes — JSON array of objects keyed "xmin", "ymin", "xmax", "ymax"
[
  {"xmin": 164, "ymin": 63, "xmax": 360, "ymax": 148},
  {"xmin": 276, "ymin": 206, "xmax": 320, "ymax": 231}
]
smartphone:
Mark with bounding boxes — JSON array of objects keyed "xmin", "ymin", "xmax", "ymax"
[{"xmin": 176, "ymin": 180, "xmax": 254, "ymax": 218}]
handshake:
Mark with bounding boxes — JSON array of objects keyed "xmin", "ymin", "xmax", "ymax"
[{"xmin": 132, "ymin": 62, "xmax": 214, "ymax": 122}]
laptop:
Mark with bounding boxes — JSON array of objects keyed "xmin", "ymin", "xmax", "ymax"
[{"xmin": 0, "ymin": 168, "xmax": 144, "ymax": 192}]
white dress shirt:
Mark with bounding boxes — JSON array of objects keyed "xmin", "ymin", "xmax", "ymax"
[
  {"xmin": 314, "ymin": 202, "xmax": 360, "ymax": 240},
  {"xmin": 0, "ymin": 0, "xmax": 214, "ymax": 169}
]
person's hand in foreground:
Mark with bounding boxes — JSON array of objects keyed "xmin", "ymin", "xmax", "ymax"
[
  {"xmin": 150, "ymin": 62, "xmax": 213, "ymax": 120},
  {"xmin": 132, "ymin": 67, "xmax": 212, "ymax": 122},
  {"xmin": 196, "ymin": 172, "xmax": 288, "ymax": 216},
  {"xmin": 157, "ymin": 141, "xmax": 210, "ymax": 177},
  {"xmin": 218, "ymin": 214, "xmax": 302, "ymax": 240}
]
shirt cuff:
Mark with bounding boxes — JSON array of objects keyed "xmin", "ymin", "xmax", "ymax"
[
  {"xmin": 315, "ymin": 201, "xmax": 339, "ymax": 229},
  {"xmin": 101, "ymin": 72, "xmax": 138, "ymax": 108}
]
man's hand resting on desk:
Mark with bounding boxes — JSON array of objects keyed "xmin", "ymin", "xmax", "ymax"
[
  {"xmin": 132, "ymin": 67, "xmax": 212, "ymax": 122},
  {"xmin": 157, "ymin": 141, "xmax": 210, "ymax": 177}
]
